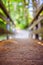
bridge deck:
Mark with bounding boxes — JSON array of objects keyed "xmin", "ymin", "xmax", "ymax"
[{"xmin": 0, "ymin": 39, "xmax": 43, "ymax": 65}]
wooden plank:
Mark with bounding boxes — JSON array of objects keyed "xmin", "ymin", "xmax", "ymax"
[
  {"xmin": 30, "ymin": 4, "xmax": 43, "ymax": 25},
  {"xmin": 0, "ymin": 27, "xmax": 13, "ymax": 35},
  {"xmin": 33, "ymin": 27, "xmax": 43, "ymax": 34},
  {"xmin": 0, "ymin": 0, "xmax": 14, "ymax": 25},
  {"xmin": 0, "ymin": 13, "xmax": 10, "ymax": 24},
  {"xmin": 29, "ymin": 17, "xmax": 43, "ymax": 30}
]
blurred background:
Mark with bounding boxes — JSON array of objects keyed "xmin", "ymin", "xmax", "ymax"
[{"xmin": 0, "ymin": 0, "xmax": 43, "ymax": 40}]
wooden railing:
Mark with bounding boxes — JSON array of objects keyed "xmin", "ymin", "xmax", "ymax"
[
  {"xmin": 0, "ymin": 0, "xmax": 14, "ymax": 35},
  {"xmin": 29, "ymin": 4, "xmax": 43, "ymax": 34},
  {"xmin": 29, "ymin": 17, "xmax": 43, "ymax": 30},
  {"xmin": 0, "ymin": 0, "xmax": 14, "ymax": 25},
  {"xmin": 0, "ymin": 13, "xmax": 10, "ymax": 24},
  {"xmin": 30, "ymin": 4, "xmax": 43, "ymax": 25},
  {"xmin": 29, "ymin": 4, "xmax": 43, "ymax": 40}
]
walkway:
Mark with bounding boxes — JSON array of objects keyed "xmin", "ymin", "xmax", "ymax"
[{"xmin": 0, "ymin": 39, "xmax": 43, "ymax": 65}]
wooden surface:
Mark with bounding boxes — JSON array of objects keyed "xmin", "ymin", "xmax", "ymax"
[
  {"xmin": 30, "ymin": 4, "xmax": 43, "ymax": 25},
  {"xmin": 0, "ymin": 0, "xmax": 14, "ymax": 25},
  {"xmin": 0, "ymin": 27, "xmax": 13, "ymax": 35},
  {"xmin": 29, "ymin": 17, "xmax": 43, "ymax": 30},
  {"xmin": 0, "ymin": 13, "xmax": 10, "ymax": 24},
  {"xmin": 0, "ymin": 39, "xmax": 43, "ymax": 65},
  {"xmin": 33, "ymin": 27, "xmax": 43, "ymax": 34}
]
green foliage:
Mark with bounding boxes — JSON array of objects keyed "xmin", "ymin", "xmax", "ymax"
[
  {"xmin": 1, "ymin": 0, "xmax": 33, "ymax": 29},
  {"xmin": 0, "ymin": 9, "xmax": 6, "ymax": 16},
  {"xmin": 0, "ymin": 19, "xmax": 6, "ymax": 29}
]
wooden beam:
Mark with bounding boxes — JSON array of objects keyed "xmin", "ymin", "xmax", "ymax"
[
  {"xmin": 33, "ymin": 27, "xmax": 43, "ymax": 34},
  {"xmin": 0, "ymin": 27, "xmax": 13, "ymax": 35},
  {"xmin": 30, "ymin": 4, "xmax": 43, "ymax": 25},
  {"xmin": 0, "ymin": 13, "xmax": 10, "ymax": 24},
  {"xmin": 0, "ymin": 0, "xmax": 14, "ymax": 25},
  {"xmin": 29, "ymin": 17, "xmax": 43, "ymax": 30}
]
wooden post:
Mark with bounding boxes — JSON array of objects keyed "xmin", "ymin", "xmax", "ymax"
[{"xmin": 6, "ymin": 18, "xmax": 10, "ymax": 39}]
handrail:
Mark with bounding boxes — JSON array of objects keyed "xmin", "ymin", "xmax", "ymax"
[
  {"xmin": 33, "ymin": 27, "xmax": 43, "ymax": 34},
  {"xmin": 0, "ymin": 13, "xmax": 10, "ymax": 24},
  {"xmin": 0, "ymin": 27, "xmax": 13, "ymax": 35},
  {"xmin": 0, "ymin": 0, "xmax": 14, "ymax": 25},
  {"xmin": 30, "ymin": 4, "xmax": 43, "ymax": 25},
  {"xmin": 29, "ymin": 17, "xmax": 43, "ymax": 30}
]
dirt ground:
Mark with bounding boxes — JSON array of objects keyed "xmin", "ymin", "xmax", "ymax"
[{"xmin": 0, "ymin": 39, "xmax": 43, "ymax": 65}]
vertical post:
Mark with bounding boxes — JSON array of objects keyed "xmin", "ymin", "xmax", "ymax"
[
  {"xmin": 33, "ymin": 26, "xmax": 36, "ymax": 39},
  {"xmin": 35, "ymin": 24, "xmax": 39, "ymax": 39},
  {"xmin": 38, "ymin": 22, "xmax": 42, "ymax": 40},
  {"xmin": 6, "ymin": 18, "xmax": 10, "ymax": 39},
  {"xmin": 32, "ymin": 0, "xmax": 39, "ymax": 39}
]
